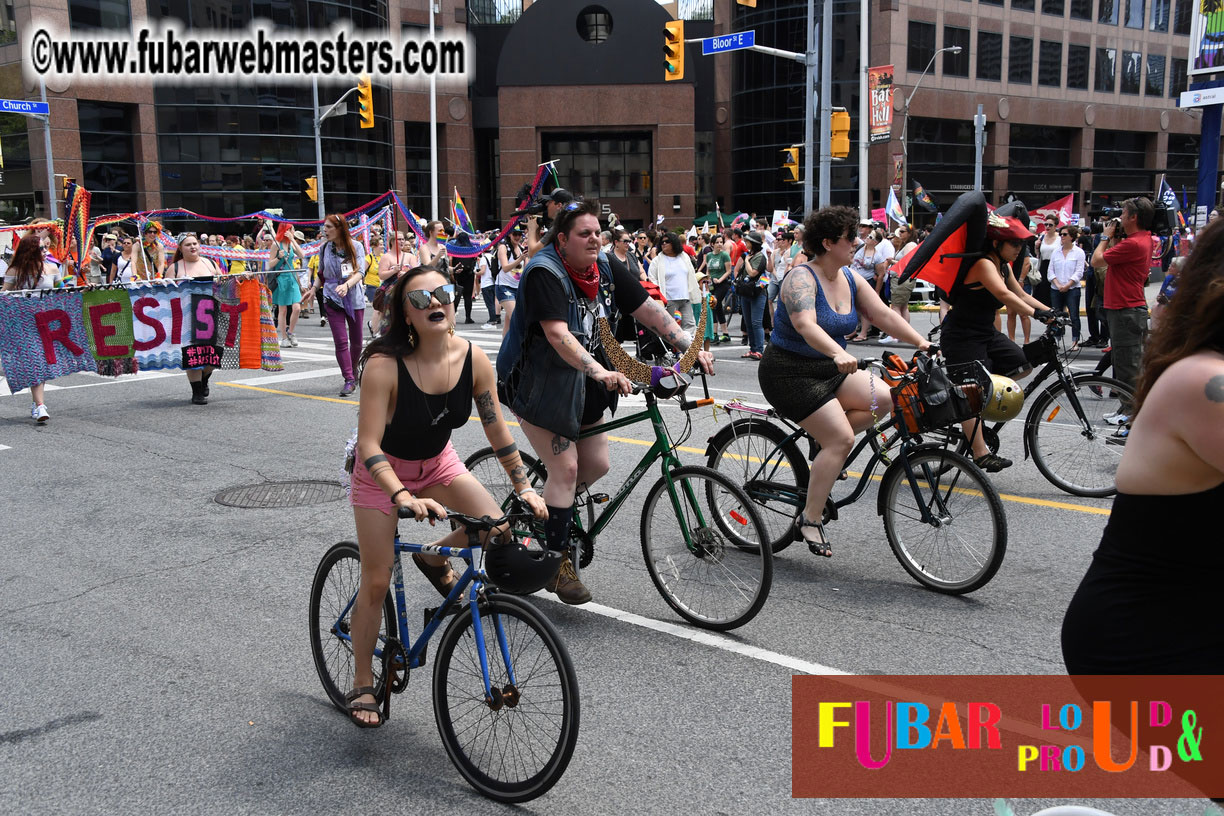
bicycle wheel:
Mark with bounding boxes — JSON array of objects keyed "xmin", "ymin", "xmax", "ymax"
[
  {"xmin": 880, "ymin": 448, "xmax": 1006, "ymax": 594},
  {"xmin": 433, "ymin": 594, "xmax": 579, "ymax": 803},
  {"xmin": 641, "ymin": 465, "xmax": 773, "ymax": 630},
  {"xmin": 705, "ymin": 418, "xmax": 808, "ymax": 553},
  {"xmin": 463, "ymin": 447, "xmax": 548, "ymax": 509},
  {"xmin": 309, "ymin": 541, "xmax": 397, "ymax": 711},
  {"xmin": 1026, "ymin": 374, "xmax": 1133, "ymax": 498}
]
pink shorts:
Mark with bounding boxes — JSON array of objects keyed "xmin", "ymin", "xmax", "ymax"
[{"xmin": 349, "ymin": 441, "xmax": 470, "ymax": 515}]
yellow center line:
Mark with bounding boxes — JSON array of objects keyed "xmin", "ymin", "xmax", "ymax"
[{"xmin": 222, "ymin": 381, "xmax": 1111, "ymax": 516}]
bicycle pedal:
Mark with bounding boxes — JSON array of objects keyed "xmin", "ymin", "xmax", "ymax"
[{"xmin": 588, "ymin": 493, "xmax": 610, "ymax": 504}]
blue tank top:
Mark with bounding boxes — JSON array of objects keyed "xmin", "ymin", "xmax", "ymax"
[{"xmin": 769, "ymin": 265, "xmax": 859, "ymax": 359}]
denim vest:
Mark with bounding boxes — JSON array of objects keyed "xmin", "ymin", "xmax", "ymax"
[{"xmin": 497, "ymin": 245, "xmax": 615, "ymax": 440}]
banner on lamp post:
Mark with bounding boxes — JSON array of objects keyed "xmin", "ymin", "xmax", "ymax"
[
  {"xmin": 867, "ymin": 66, "xmax": 895, "ymax": 144},
  {"xmin": 891, "ymin": 153, "xmax": 904, "ymax": 188}
]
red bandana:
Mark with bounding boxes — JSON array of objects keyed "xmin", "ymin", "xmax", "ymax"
[{"xmin": 561, "ymin": 256, "xmax": 599, "ymax": 301}]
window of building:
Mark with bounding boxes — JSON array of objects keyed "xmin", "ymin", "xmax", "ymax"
[
  {"xmin": 68, "ymin": 0, "xmax": 130, "ymax": 29},
  {"xmin": 1095, "ymin": 47, "xmax": 1117, "ymax": 91},
  {"xmin": 1095, "ymin": 130, "xmax": 1147, "ymax": 170},
  {"xmin": 1068, "ymin": 44, "xmax": 1090, "ymax": 88},
  {"xmin": 981, "ymin": 0, "xmax": 1003, "ymax": 5},
  {"xmin": 78, "ymin": 101, "xmax": 138, "ymax": 216},
  {"xmin": 1099, "ymin": 0, "xmax": 1118, "ymax": 23},
  {"xmin": 1124, "ymin": 0, "xmax": 1145, "ymax": 28},
  {"xmin": 1174, "ymin": 0, "xmax": 1192, "ymax": 34},
  {"xmin": 1042, "ymin": 0, "xmax": 1064, "ymax": 14},
  {"xmin": 1169, "ymin": 57, "xmax": 1187, "ymax": 95},
  {"xmin": 543, "ymin": 133, "xmax": 653, "ymax": 200},
  {"xmin": 1039, "ymin": 40, "xmax": 1062, "ymax": 85},
  {"xmin": 576, "ymin": 6, "xmax": 612, "ymax": 44},
  {"xmin": 1, "ymin": 0, "xmax": 17, "ymax": 44},
  {"xmin": 403, "ymin": 122, "xmax": 437, "ymax": 218},
  {"xmin": 1070, "ymin": 0, "xmax": 1093, "ymax": 18},
  {"xmin": 1014, "ymin": 0, "xmax": 1035, "ymax": 10},
  {"xmin": 977, "ymin": 30, "xmax": 1003, "ymax": 80},
  {"xmin": 1120, "ymin": 50, "xmax": 1142, "ymax": 93},
  {"xmin": 1009, "ymin": 35, "xmax": 1033, "ymax": 83},
  {"xmin": 1009, "ymin": 125, "xmax": 1076, "ymax": 196},
  {"xmin": 907, "ymin": 21, "xmax": 936, "ymax": 71},
  {"xmin": 1150, "ymin": 0, "xmax": 1169, "ymax": 30},
  {"xmin": 944, "ymin": 26, "xmax": 970, "ymax": 76},
  {"xmin": 1146, "ymin": 53, "xmax": 1166, "ymax": 95}
]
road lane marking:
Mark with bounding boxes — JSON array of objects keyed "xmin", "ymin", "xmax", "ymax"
[
  {"xmin": 0, "ymin": 444, "xmax": 11, "ymax": 451},
  {"xmin": 219, "ymin": 381, "xmax": 1112, "ymax": 516},
  {"xmin": 231, "ymin": 368, "xmax": 342, "ymax": 385},
  {"xmin": 536, "ymin": 597, "xmax": 850, "ymax": 675}
]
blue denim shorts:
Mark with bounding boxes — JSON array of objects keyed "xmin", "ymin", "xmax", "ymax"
[{"xmin": 495, "ymin": 284, "xmax": 518, "ymax": 302}]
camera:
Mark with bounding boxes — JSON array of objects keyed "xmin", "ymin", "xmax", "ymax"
[
  {"xmin": 1088, "ymin": 218, "xmax": 1120, "ymax": 236},
  {"xmin": 514, "ymin": 183, "xmax": 547, "ymax": 217},
  {"xmin": 1087, "ymin": 201, "xmax": 1178, "ymax": 236}
]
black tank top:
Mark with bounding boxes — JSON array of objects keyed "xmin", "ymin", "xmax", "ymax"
[
  {"xmin": 1061, "ymin": 481, "xmax": 1224, "ymax": 674},
  {"xmin": 944, "ymin": 260, "xmax": 1008, "ymax": 334},
  {"xmin": 380, "ymin": 342, "xmax": 473, "ymax": 460}
]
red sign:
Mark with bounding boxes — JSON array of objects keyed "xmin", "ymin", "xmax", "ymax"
[{"xmin": 867, "ymin": 65, "xmax": 895, "ymax": 144}]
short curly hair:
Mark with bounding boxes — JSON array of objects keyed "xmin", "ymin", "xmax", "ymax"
[{"xmin": 802, "ymin": 206, "xmax": 859, "ymax": 257}]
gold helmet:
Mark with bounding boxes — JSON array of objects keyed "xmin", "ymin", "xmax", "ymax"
[{"xmin": 982, "ymin": 374, "xmax": 1024, "ymax": 422}]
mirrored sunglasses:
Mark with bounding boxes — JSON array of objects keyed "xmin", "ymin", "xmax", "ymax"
[{"xmin": 405, "ymin": 283, "xmax": 457, "ymax": 309}]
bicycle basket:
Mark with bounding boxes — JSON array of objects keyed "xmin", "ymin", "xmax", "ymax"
[{"xmin": 891, "ymin": 358, "xmax": 985, "ymax": 435}]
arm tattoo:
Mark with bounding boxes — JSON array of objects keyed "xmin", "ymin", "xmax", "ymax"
[
  {"xmin": 474, "ymin": 390, "xmax": 497, "ymax": 425},
  {"xmin": 363, "ymin": 453, "xmax": 388, "ymax": 471},
  {"xmin": 579, "ymin": 352, "xmax": 600, "ymax": 378},
  {"xmin": 507, "ymin": 464, "xmax": 528, "ymax": 488},
  {"xmin": 494, "ymin": 442, "xmax": 518, "ymax": 459},
  {"xmin": 780, "ymin": 273, "xmax": 815, "ymax": 316},
  {"xmin": 1206, "ymin": 375, "xmax": 1224, "ymax": 403},
  {"xmin": 551, "ymin": 434, "xmax": 572, "ymax": 454}
]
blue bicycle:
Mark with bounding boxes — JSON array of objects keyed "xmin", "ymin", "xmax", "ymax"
[{"xmin": 308, "ymin": 503, "xmax": 580, "ymax": 803}]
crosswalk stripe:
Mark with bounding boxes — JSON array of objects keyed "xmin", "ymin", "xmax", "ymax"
[{"xmin": 231, "ymin": 368, "xmax": 342, "ymax": 385}]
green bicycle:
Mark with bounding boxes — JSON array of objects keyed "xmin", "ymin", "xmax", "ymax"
[{"xmin": 466, "ymin": 373, "xmax": 773, "ymax": 632}]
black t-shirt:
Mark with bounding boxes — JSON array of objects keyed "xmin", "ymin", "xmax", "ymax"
[{"xmin": 520, "ymin": 258, "xmax": 651, "ymax": 422}]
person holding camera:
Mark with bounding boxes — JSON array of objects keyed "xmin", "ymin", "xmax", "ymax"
[
  {"xmin": 1090, "ymin": 197, "xmax": 1154, "ymax": 425},
  {"xmin": 525, "ymin": 188, "xmax": 575, "ymax": 257}
]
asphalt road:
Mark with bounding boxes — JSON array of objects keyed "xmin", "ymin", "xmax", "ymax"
[{"xmin": 1, "ymin": 298, "xmax": 1212, "ymax": 816}]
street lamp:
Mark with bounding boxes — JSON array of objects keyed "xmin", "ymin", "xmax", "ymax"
[{"xmin": 900, "ymin": 45, "xmax": 961, "ymax": 225}]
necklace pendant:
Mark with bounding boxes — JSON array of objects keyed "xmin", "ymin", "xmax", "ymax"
[{"xmin": 430, "ymin": 406, "xmax": 449, "ymax": 426}]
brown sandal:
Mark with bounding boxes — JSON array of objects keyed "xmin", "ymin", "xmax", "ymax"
[
  {"xmin": 412, "ymin": 553, "xmax": 458, "ymax": 598},
  {"xmin": 345, "ymin": 686, "xmax": 383, "ymax": 729}
]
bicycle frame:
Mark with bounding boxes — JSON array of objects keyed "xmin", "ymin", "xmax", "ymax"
[
  {"xmin": 327, "ymin": 537, "xmax": 508, "ymax": 699},
  {"xmin": 720, "ymin": 401, "xmax": 953, "ymax": 524},
  {"xmin": 570, "ymin": 392, "xmax": 710, "ymax": 553}
]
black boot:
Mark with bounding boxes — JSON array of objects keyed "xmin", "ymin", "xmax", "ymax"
[
  {"xmin": 201, "ymin": 368, "xmax": 212, "ymax": 398},
  {"xmin": 543, "ymin": 504, "xmax": 590, "ymax": 605},
  {"xmin": 191, "ymin": 380, "xmax": 208, "ymax": 405}
]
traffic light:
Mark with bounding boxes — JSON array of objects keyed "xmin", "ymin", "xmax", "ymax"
[
  {"xmin": 357, "ymin": 75, "xmax": 374, "ymax": 129},
  {"xmin": 305, "ymin": 176, "xmax": 318, "ymax": 202},
  {"xmin": 831, "ymin": 109, "xmax": 851, "ymax": 159},
  {"xmin": 664, "ymin": 21, "xmax": 684, "ymax": 81},
  {"xmin": 736, "ymin": 0, "xmax": 757, "ymax": 6},
  {"xmin": 781, "ymin": 147, "xmax": 800, "ymax": 183},
  {"xmin": 62, "ymin": 176, "xmax": 75, "ymax": 197}
]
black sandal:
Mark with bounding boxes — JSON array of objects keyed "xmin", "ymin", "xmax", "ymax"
[
  {"xmin": 974, "ymin": 453, "xmax": 1013, "ymax": 473},
  {"xmin": 345, "ymin": 686, "xmax": 383, "ymax": 729},
  {"xmin": 795, "ymin": 514, "xmax": 832, "ymax": 558},
  {"xmin": 412, "ymin": 553, "xmax": 458, "ymax": 598}
]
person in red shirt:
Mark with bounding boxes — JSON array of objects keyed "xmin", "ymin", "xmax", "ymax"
[{"xmin": 1091, "ymin": 196, "xmax": 1154, "ymax": 420}]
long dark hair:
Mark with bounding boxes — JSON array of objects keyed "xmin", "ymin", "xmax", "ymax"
[
  {"xmin": 324, "ymin": 214, "xmax": 357, "ymax": 268},
  {"xmin": 10, "ymin": 234, "xmax": 46, "ymax": 290},
  {"xmin": 1132, "ymin": 218, "xmax": 1224, "ymax": 415},
  {"xmin": 358, "ymin": 263, "xmax": 454, "ymax": 378}
]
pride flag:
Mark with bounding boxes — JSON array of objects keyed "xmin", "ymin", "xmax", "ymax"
[{"xmin": 453, "ymin": 188, "xmax": 475, "ymax": 234}]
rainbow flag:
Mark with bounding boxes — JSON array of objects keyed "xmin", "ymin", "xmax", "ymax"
[{"xmin": 452, "ymin": 188, "xmax": 475, "ymax": 234}]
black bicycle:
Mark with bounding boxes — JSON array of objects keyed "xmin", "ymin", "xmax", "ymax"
[
  {"xmin": 706, "ymin": 354, "xmax": 1007, "ymax": 594},
  {"xmin": 933, "ymin": 315, "xmax": 1134, "ymax": 498}
]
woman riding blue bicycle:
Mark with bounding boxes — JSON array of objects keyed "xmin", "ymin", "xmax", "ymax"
[
  {"xmin": 759, "ymin": 205, "xmax": 930, "ymax": 557},
  {"xmin": 345, "ymin": 262, "xmax": 547, "ymax": 728}
]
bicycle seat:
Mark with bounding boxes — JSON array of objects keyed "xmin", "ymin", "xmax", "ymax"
[{"xmin": 648, "ymin": 364, "xmax": 690, "ymax": 400}]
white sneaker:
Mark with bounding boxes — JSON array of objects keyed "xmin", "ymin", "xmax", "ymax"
[
  {"xmin": 481, "ymin": 322, "xmax": 499, "ymax": 330},
  {"xmin": 33, "ymin": 403, "xmax": 49, "ymax": 423},
  {"xmin": 1103, "ymin": 412, "xmax": 1130, "ymax": 426},
  {"xmin": 280, "ymin": 336, "xmax": 291, "ymax": 348},
  {"xmin": 287, "ymin": 333, "xmax": 299, "ymax": 348},
  {"xmin": 879, "ymin": 335, "xmax": 898, "ymax": 344}
]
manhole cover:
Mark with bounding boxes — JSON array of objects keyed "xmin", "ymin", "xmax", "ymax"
[{"xmin": 215, "ymin": 480, "xmax": 346, "ymax": 508}]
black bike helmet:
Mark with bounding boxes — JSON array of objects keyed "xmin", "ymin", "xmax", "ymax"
[{"xmin": 484, "ymin": 535, "xmax": 563, "ymax": 594}]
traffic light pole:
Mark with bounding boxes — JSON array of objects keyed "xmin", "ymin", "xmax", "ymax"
[
  {"xmin": 312, "ymin": 79, "xmax": 361, "ymax": 219},
  {"xmin": 40, "ymin": 77, "xmax": 56, "ymax": 221}
]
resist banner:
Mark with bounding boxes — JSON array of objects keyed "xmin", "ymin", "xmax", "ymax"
[
  {"xmin": 867, "ymin": 65, "xmax": 895, "ymax": 144},
  {"xmin": 0, "ymin": 279, "xmax": 282, "ymax": 393}
]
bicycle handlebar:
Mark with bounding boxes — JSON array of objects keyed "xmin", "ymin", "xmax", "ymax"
[{"xmin": 398, "ymin": 496, "xmax": 531, "ymax": 531}]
